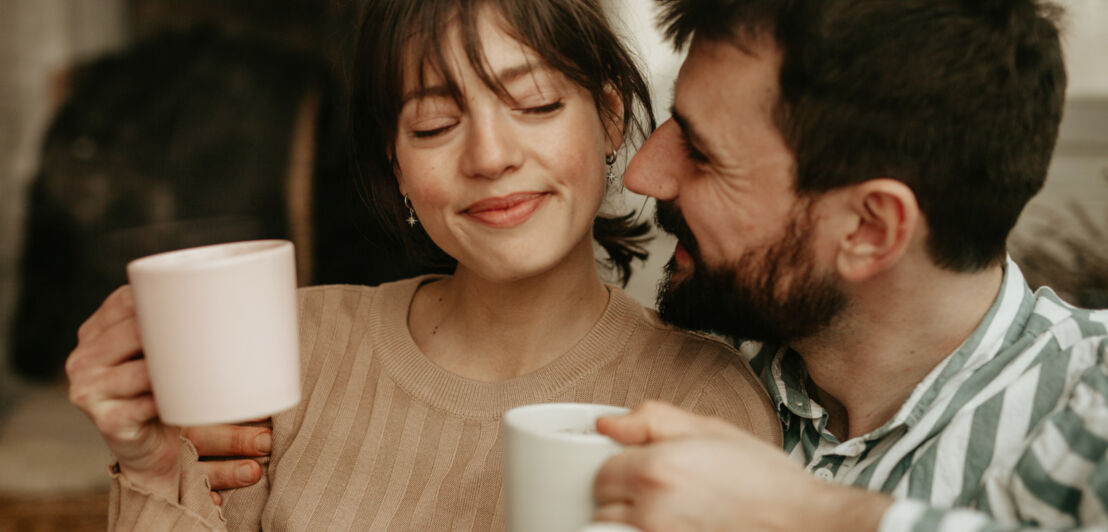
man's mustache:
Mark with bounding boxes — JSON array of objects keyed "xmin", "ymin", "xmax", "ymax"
[{"xmin": 655, "ymin": 200, "xmax": 701, "ymax": 261}]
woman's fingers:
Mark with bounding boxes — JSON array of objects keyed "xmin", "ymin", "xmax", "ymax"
[
  {"xmin": 65, "ymin": 288, "xmax": 185, "ymax": 500},
  {"xmin": 89, "ymin": 394, "xmax": 160, "ymax": 446},
  {"xmin": 182, "ymin": 424, "xmax": 272, "ymax": 458},
  {"xmin": 197, "ymin": 459, "xmax": 263, "ymax": 491},
  {"xmin": 76, "ymin": 286, "xmax": 136, "ymax": 344},
  {"xmin": 69, "ymin": 360, "xmax": 152, "ymax": 422},
  {"xmin": 66, "ymin": 316, "xmax": 143, "ymax": 376}
]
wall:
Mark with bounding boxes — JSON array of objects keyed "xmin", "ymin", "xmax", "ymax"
[
  {"xmin": 0, "ymin": 0, "xmax": 125, "ymax": 383},
  {"xmin": 1063, "ymin": 0, "xmax": 1108, "ymax": 97},
  {"xmin": 604, "ymin": 0, "xmax": 683, "ymax": 307}
]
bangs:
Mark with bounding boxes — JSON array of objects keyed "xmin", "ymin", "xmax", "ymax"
[{"xmin": 402, "ymin": 0, "xmax": 596, "ymax": 113}]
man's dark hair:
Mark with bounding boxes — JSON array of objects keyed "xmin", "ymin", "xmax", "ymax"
[
  {"xmin": 657, "ymin": 0, "xmax": 1067, "ymax": 271},
  {"xmin": 349, "ymin": 0, "xmax": 655, "ymax": 285}
]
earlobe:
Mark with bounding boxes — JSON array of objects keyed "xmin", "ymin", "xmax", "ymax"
[
  {"xmin": 835, "ymin": 179, "xmax": 920, "ymax": 282},
  {"xmin": 393, "ymin": 160, "xmax": 407, "ymax": 196},
  {"xmin": 601, "ymin": 84, "xmax": 625, "ymax": 155}
]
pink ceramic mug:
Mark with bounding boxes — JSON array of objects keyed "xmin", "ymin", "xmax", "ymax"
[{"xmin": 126, "ymin": 239, "xmax": 301, "ymax": 426}]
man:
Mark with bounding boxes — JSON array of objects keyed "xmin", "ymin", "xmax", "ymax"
[{"xmin": 590, "ymin": 0, "xmax": 1107, "ymax": 531}]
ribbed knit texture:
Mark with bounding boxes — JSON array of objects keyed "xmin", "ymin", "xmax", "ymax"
[{"xmin": 108, "ymin": 275, "xmax": 781, "ymax": 531}]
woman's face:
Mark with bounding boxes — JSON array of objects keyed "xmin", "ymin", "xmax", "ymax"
[{"xmin": 393, "ymin": 9, "xmax": 614, "ymax": 282}]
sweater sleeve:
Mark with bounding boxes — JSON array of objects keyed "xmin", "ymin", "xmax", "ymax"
[
  {"xmin": 108, "ymin": 437, "xmax": 235, "ymax": 531},
  {"xmin": 684, "ymin": 357, "xmax": 783, "ymax": 447}
]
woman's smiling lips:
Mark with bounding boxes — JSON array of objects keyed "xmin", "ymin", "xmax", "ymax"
[{"xmin": 463, "ymin": 192, "xmax": 548, "ymax": 228}]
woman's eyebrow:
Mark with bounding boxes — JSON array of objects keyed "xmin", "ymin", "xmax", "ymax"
[
  {"xmin": 495, "ymin": 63, "xmax": 544, "ymax": 85},
  {"xmin": 401, "ymin": 85, "xmax": 454, "ymax": 106},
  {"xmin": 400, "ymin": 63, "xmax": 549, "ymax": 105}
]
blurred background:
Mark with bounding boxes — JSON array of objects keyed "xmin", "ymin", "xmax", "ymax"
[{"xmin": 0, "ymin": 0, "xmax": 1105, "ymax": 529}]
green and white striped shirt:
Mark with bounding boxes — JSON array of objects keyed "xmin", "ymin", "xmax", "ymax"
[{"xmin": 743, "ymin": 259, "xmax": 1108, "ymax": 531}]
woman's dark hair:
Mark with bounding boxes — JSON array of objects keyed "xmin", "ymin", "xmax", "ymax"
[
  {"xmin": 350, "ymin": 0, "xmax": 655, "ymax": 285},
  {"xmin": 657, "ymin": 0, "xmax": 1066, "ymax": 272}
]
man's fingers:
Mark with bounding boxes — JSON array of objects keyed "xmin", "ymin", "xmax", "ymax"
[
  {"xmin": 198, "ymin": 459, "xmax": 262, "ymax": 491},
  {"xmin": 183, "ymin": 424, "xmax": 272, "ymax": 457},
  {"xmin": 210, "ymin": 491, "xmax": 223, "ymax": 506},
  {"xmin": 594, "ymin": 446, "xmax": 654, "ymax": 506},
  {"xmin": 597, "ymin": 401, "xmax": 741, "ymax": 445},
  {"xmin": 593, "ymin": 503, "xmax": 635, "ymax": 527}
]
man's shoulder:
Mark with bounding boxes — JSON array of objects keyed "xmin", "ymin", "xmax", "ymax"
[{"xmin": 1024, "ymin": 287, "xmax": 1108, "ymax": 355}]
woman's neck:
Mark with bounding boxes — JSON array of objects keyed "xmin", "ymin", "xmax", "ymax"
[{"xmin": 407, "ymin": 240, "xmax": 609, "ymax": 382}]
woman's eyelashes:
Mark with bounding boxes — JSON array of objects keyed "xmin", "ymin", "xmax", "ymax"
[
  {"xmin": 520, "ymin": 100, "xmax": 564, "ymax": 115},
  {"xmin": 412, "ymin": 122, "xmax": 458, "ymax": 138},
  {"xmin": 408, "ymin": 99, "xmax": 565, "ymax": 139}
]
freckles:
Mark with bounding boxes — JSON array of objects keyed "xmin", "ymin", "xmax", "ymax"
[{"xmin": 415, "ymin": 183, "xmax": 447, "ymax": 202}]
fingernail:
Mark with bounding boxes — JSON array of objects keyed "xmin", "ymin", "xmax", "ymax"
[
  {"xmin": 236, "ymin": 463, "xmax": 256, "ymax": 483},
  {"xmin": 255, "ymin": 432, "xmax": 272, "ymax": 453}
]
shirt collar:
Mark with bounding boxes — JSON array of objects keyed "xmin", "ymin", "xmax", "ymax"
[{"xmin": 751, "ymin": 257, "xmax": 1036, "ymax": 437}]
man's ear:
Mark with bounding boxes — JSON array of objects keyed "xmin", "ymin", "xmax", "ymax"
[
  {"xmin": 833, "ymin": 179, "xmax": 920, "ymax": 282},
  {"xmin": 601, "ymin": 84, "xmax": 625, "ymax": 156}
]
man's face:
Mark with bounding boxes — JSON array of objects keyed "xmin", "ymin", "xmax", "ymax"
[{"xmin": 625, "ymin": 36, "xmax": 845, "ymax": 343}]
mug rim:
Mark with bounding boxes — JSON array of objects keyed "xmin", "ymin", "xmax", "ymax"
[
  {"xmin": 503, "ymin": 402, "xmax": 629, "ymax": 442},
  {"xmin": 126, "ymin": 239, "xmax": 292, "ymax": 273}
]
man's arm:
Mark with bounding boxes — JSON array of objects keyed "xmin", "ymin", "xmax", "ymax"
[
  {"xmin": 593, "ymin": 402, "xmax": 1106, "ymax": 532},
  {"xmin": 592, "ymin": 401, "xmax": 887, "ymax": 531}
]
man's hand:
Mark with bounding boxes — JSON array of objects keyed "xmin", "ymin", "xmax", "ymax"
[
  {"xmin": 593, "ymin": 401, "xmax": 890, "ymax": 532},
  {"xmin": 183, "ymin": 421, "xmax": 272, "ymax": 505}
]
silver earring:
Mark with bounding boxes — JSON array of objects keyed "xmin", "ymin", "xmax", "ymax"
[
  {"xmin": 404, "ymin": 195, "xmax": 418, "ymax": 227},
  {"xmin": 605, "ymin": 153, "xmax": 617, "ymax": 186}
]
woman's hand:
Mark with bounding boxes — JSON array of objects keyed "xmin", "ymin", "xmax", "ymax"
[
  {"xmin": 67, "ymin": 286, "xmax": 272, "ymax": 505},
  {"xmin": 183, "ymin": 422, "xmax": 272, "ymax": 505},
  {"xmin": 66, "ymin": 286, "xmax": 182, "ymax": 501}
]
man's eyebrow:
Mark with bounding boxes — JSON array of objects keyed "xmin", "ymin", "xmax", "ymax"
[
  {"xmin": 669, "ymin": 104, "xmax": 713, "ymax": 159},
  {"xmin": 400, "ymin": 63, "xmax": 546, "ymax": 105}
]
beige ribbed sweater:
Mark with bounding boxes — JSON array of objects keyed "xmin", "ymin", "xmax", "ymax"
[{"xmin": 108, "ymin": 275, "xmax": 781, "ymax": 531}]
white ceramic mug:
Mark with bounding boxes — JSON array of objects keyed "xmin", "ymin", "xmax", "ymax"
[
  {"xmin": 503, "ymin": 403, "xmax": 635, "ymax": 532},
  {"xmin": 126, "ymin": 239, "xmax": 301, "ymax": 426}
]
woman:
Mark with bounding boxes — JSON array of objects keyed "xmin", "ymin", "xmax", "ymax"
[{"xmin": 66, "ymin": 0, "xmax": 782, "ymax": 529}]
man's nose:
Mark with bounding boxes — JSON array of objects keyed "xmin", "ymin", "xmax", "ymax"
[
  {"xmin": 624, "ymin": 118, "xmax": 684, "ymax": 200},
  {"xmin": 460, "ymin": 112, "xmax": 523, "ymax": 180}
]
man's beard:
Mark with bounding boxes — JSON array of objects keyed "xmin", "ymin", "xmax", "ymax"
[{"xmin": 654, "ymin": 200, "xmax": 847, "ymax": 345}]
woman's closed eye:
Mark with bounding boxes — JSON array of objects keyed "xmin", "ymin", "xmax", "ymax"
[
  {"xmin": 519, "ymin": 100, "xmax": 564, "ymax": 115},
  {"xmin": 411, "ymin": 121, "xmax": 458, "ymax": 138}
]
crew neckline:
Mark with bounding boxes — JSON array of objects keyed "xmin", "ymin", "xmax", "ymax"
[{"xmin": 368, "ymin": 275, "xmax": 640, "ymax": 419}]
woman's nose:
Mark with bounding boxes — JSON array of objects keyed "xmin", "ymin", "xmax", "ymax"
[
  {"xmin": 624, "ymin": 118, "xmax": 684, "ymax": 200},
  {"xmin": 460, "ymin": 111, "xmax": 523, "ymax": 180}
]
